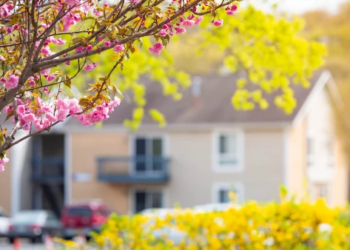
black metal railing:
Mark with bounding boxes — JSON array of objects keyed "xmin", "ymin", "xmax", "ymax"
[
  {"xmin": 32, "ymin": 157, "xmax": 65, "ymax": 183},
  {"xmin": 97, "ymin": 156, "xmax": 170, "ymax": 184}
]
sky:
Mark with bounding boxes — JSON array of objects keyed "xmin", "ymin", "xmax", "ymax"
[{"xmin": 250, "ymin": 0, "xmax": 348, "ymax": 13}]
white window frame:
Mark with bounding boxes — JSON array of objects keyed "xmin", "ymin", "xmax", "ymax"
[
  {"xmin": 129, "ymin": 187, "xmax": 168, "ymax": 214},
  {"xmin": 129, "ymin": 134, "xmax": 169, "ymax": 175},
  {"xmin": 306, "ymin": 133, "xmax": 316, "ymax": 168},
  {"xmin": 212, "ymin": 129, "xmax": 244, "ymax": 173},
  {"xmin": 325, "ymin": 136, "xmax": 334, "ymax": 168},
  {"xmin": 212, "ymin": 182, "xmax": 244, "ymax": 203},
  {"xmin": 311, "ymin": 182, "xmax": 329, "ymax": 203}
]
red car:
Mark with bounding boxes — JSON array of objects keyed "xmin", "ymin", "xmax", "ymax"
[{"xmin": 61, "ymin": 201, "xmax": 110, "ymax": 239}]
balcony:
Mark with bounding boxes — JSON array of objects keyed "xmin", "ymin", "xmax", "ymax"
[{"xmin": 97, "ymin": 156, "xmax": 170, "ymax": 184}]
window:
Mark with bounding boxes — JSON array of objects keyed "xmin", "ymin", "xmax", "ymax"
[
  {"xmin": 134, "ymin": 190, "xmax": 163, "ymax": 213},
  {"xmin": 134, "ymin": 136, "xmax": 165, "ymax": 174},
  {"xmin": 213, "ymin": 183, "xmax": 244, "ymax": 203},
  {"xmin": 219, "ymin": 189, "xmax": 231, "ymax": 203},
  {"xmin": 219, "ymin": 134, "xmax": 237, "ymax": 165},
  {"xmin": 307, "ymin": 137, "xmax": 315, "ymax": 167},
  {"xmin": 312, "ymin": 183, "xmax": 328, "ymax": 201},
  {"xmin": 213, "ymin": 131, "xmax": 243, "ymax": 172},
  {"xmin": 326, "ymin": 138, "xmax": 334, "ymax": 168}
]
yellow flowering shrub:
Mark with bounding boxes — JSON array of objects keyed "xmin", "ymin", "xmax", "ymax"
[{"xmin": 57, "ymin": 198, "xmax": 350, "ymax": 250}]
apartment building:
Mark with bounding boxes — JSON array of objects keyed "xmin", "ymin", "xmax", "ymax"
[{"xmin": 0, "ymin": 70, "xmax": 347, "ymax": 216}]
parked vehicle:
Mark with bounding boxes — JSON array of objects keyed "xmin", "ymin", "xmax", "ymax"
[
  {"xmin": 0, "ymin": 207, "xmax": 10, "ymax": 238},
  {"xmin": 7, "ymin": 210, "xmax": 62, "ymax": 243},
  {"xmin": 61, "ymin": 201, "xmax": 110, "ymax": 239}
]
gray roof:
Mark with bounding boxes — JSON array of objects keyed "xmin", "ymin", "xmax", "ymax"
[{"xmin": 67, "ymin": 71, "xmax": 326, "ymax": 127}]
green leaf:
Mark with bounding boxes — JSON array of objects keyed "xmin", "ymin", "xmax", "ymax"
[
  {"xmin": 64, "ymin": 75, "xmax": 71, "ymax": 88},
  {"xmin": 149, "ymin": 109, "xmax": 166, "ymax": 127}
]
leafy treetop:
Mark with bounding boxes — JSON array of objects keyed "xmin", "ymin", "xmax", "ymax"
[{"xmin": 0, "ymin": 0, "xmax": 239, "ymax": 171}]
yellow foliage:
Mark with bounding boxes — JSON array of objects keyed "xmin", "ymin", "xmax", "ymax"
[{"xmin": 56, "ymin": 197, "xmax": 350, "ymax": 250}]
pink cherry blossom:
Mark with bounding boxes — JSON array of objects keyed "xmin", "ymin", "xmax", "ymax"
[
  {"xmin": 22, "ymin": 113, "xmax": 36, "ymax": 123},
  {"xmin": 46, "ymin": 113, "xmax": 57, "ymax": 123},
  {"xmin": 212, "ymin": 19, "xmax": 223, "ymax": 27},
  {"xmin": 4, "ymin": 75, "xmax": 19, "ymax": 89},
  {"xmin": 93, "ymin": 9, "xmax": 102, "ymax": 16},
  {"xmin": 159, "ymin": 30, "xmax": 167, "ymax": 36},
  {"xmin": 75, "ymin": 46, "xmax": 85, "ymax": 53},
  {"xmin": 0, "ymin": 156, "xmax": 9, "ymax": 172},
  {"xmin": 23, "ymin": 123, "xmax": 31, "ymax": 131},
  {"xmin": 175, "ymin": 27, "xmax": 186, "ymax": 34},
  {"xmin": 40, "ymin": 104, "xmax": 51, "ymax": 113},
  {"xmin": 41, "ymin": 47, "xmax": 51, "ymax": 56},
  {"xmin": 40, "ymin": 68, "xmax": 51, "ymax": 76},
  {"xmin": 65, "ymin": 0, "xmax": 80, "ymax": 6},
  {"xmin": 57, "ymin": 109, "xmax": 69, "ymax": 122},
  {"xmin": 104, "ymin": 41, "xmax": 111, "ymax": 47},
  {"xmin": 47, "ymin": 74, "xmax": 55, "ymax": 82},
  {"xmin": 4, "ymin": 106, "xmax": 13, "ymax": 115},
  {"xmin": 57, "ymin": 99, "xmax": 69, "ymax": 110},
  {"xmin": 113, "ymin": 45, "xmax": 125, "ymax": 53},
  {"xmin": 194, "ymin": 16, "xmax": 204, "ymax": 25},
  {"xmin": 68, "ymin": 99, "xmax": 82, "ymax": 114},
  {"xmin": 28, "ymin": 79, "xmax": 35, "ymax": 86},
  {"xmin": 84, "ymin": 64, "xmax": 93, "ymax": 72},
  {"xmin": 34, "ymin": 120, "xmax": 43, "ymax": 130},
  {"xmin": 52, "ymin": 38, "xmax": 66, "ymax": 45},
  {"xmin": 84, "ymin": 63, "xmax": 97, "ymax": 72},
  {"xmin": 86, "ymin": 45, "xmax": 93, "ymax": 51},
  {"xmin": 17, "ymin": 105, "xmax": 25, "ymax": 116},
  {"xmin": 42, "ymin": 118, "xmax": 51, "ymax": 129},
  {"xmin": 148, "ymin": 42, "xmax": 164, "ymax": 56},
  {"xmin": 183, "ymin": 19, "xmax": 195, "ymax": 27}
]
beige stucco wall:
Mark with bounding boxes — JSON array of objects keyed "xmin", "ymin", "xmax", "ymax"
[
  {"xmin": 330, "ymin": 141, "xmax": 348, "ymax": 206},
  {"xmin": 287, "ymin": 118, "xmax": 307, "ymax": 199},
  {"xmin": 70, "ymin": 128, "xmax": 285, "ymax": 212},
  {"xmin": 71, "ymin": 133, "xmax": 130, "ymax": 214},
  {"xmin": 0, "ymin": 150, "xmax": 11, "ymax": 214},
  {"xmin": 166, "ymin": 129, "xmax": 285, "ymax": 208},
  {"xmin": 296, "ymin": 85, "xmax": 349, "ymax": 207}
]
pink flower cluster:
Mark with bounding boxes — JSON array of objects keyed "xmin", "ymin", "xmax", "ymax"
[
  {"xmin": 212, "ymin": 19, "xmax": 223, "ymax": 27},
  {"xmin": 226, "ymin": 4, "xmax": 237, "ymax": 15},
  {"xmin": 0, "ymin": 156, "xmax": 9, "ymax": 172},
  {"xmin": 113, "ymin": 45, "xmax": 125, "ymax": 53},
  {"xmin": 74, "ymin": 98, "xmax": 120, "ymax": 126},
  {"xmin": 65, "ymin": 0, "xmax": 81, "ymax": 6},
  {"xmin": 1, "ymin": 74, "xmax": 19, "ymax": 89},
  {"xmin": 150, "ymin": 15, "xmax": 204, "ymax": 55},
  {"xmin": 84, "ymin": 63, "xmax": 98, "ymax": 72},
  {"xmin": 37, "ymin": 68, "xmax": 60, "ymax": 83},
  {"xmin": 4, "ymin": 94, "xmax": 121, "ymax": 133},
  {"xmin": 4, "ymin": 97, "xmax": 81, "ymax": 131},
  {"xmin": 148, "ymin": 42, "xmax": 164, "ymax": 55},
  {"xmin": 61, "ymin": 13, "xmax": 81, "ymax": 31},
  {"xmin": 46, "ymin": 37, "xmax": 66, "ymax": 45},
  {"xmin": 0, "ymin": 4, "xmax": 13, "ymax": 18}
]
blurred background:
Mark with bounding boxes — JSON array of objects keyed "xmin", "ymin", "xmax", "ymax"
[{"xmin": 1, "ymin": 0, "xmax": 350, "ymax": 248}]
